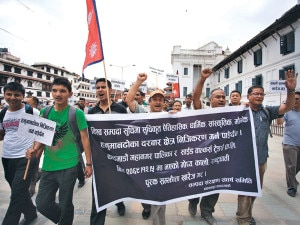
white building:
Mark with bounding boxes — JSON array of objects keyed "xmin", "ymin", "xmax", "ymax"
[
  {"xmin": 172, "ymin": 3, "xmax": 300, "ymax": 106},
  {"xmin": 0, "ymin": 49, "xmax": 97, "ymax": 106},
  {"xmin": 171, "ymin": 42, "xmax": 231, "ymax": 101}
]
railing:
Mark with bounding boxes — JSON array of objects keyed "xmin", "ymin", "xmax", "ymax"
[{"xmin": 270, "ymin": 120, "xmax": 284, "ymax": 136}]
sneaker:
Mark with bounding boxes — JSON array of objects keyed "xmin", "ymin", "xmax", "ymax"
[
  {"xmin": 250, "ymin": 217, "xmax": 256, "ymax": 225},
  {"xmin": 78, "ymin": 180, "xmax": 85, "ymax": 188},
  {"xmin": 202, "ymin": 214, "xmax": 217, "ymax": 225},
  {"xmin": 142, "ymin": 209, "xmax": 151, "ymax": 219},
  {"xmin": 287, "ymin": 188, "xmax": 296, "ymax": 197},
  {"xmin": 117, "ymin": 204, "xmax": 126, "ymax": 216},
  {"xmin": 188, "ymin": 202, "xmax": 197, "ymax": 216},
  {"xmin": 19, "ymin": 213, "xmax": 37, "ymax": 225}
]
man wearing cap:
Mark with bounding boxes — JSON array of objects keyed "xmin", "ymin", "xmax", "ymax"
[{"xmin": 126, "ymin": 73, "xmax": 166, "ymax": 225}]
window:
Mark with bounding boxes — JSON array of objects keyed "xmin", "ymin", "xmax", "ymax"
[
  {"xmin": 183, "ymin": 68, "xmax": 188, "ymax": 75},
  {"xmin": 235, "ymin": 81, "xmax": 242, "ymax": 93},
  {"xmin": 0, "ymin": 77, "xmax": 8, "ymax": 85},
  {"xmin": 46, "ymin": 75, "xmax": 51, "ymax": 80},
  {"xmin": 28, "ymin": 81, "xmax": 33, "ymax": 87},
  {"xmin": 254, "ymin": 49, "xmax": 262, "ymax": 66},
  {"xmin": 279, "ymin": 65, "xmax": 295, "ymax": 80},
  {"xmin": 237, "ymin": 60, "xmax": 243, "ymax": 73},
  {"xmin": 46, "ymin": 92, "xmax": 50, "ymax": 97},
  {"xmin": 4, "ymin": 65, "xmax": 12, "ymax": 72},
  {"xmin": 280, "ymin": 31, "xmax": 295, "ymax": 55},
  {"xmin": 206, "ymin": 88, "xmax": 210, "ymax": 98},
  {"xmin": 37, "ymin": 91, "xmax": 42, "ymax": 97},
  {"xmin": 27, "ymin": 71, "xmax": 33, "ymax": 76},
  {"xmin": 46, "ymin": 67, "xmax": 51, "ymax": 72},
  {"xmin": 183, "ymin": 87, "xmax": 187, "ymax": 96},
  {"xmin": 224, "ymin": 84, "xmax": 229, "ymax": 96},
  {"xmin": 218, "ymin": 73, "xmax": 220, "ymax": 82},
  {"xmin": 42, "ymin": 84, "xmax": 51, "ymax": 92},
  {"xmin": 15, "ymin": 77, "xmax": 21, "ymax": 83},
  {"xmin": 37, "ymin": 73, "xmax": 43, "ymax": 79},
  {"xmin": 54, "ymin": 69, "xmax": 58, "ymax": 75},
  {"xmin": 224, "ymin": 68, "xmax": 230, "ymax": 79},
  {"xmin": 252, "ymin": 74, "xmax": 263, "ymax": 86},
  {"xmin": 14, "ymin": 67, "xmax": 21, "ymax": 74}
]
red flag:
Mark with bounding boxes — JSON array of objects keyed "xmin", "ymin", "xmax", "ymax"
[
  {"xmin": 172, "ymin": 70, "xmax": 180, "ymax": 98},
  {"xmin": 82, "ymin": 0, "xmax": 104, "ymax": 78},
  {"xmin": 172, "ymin": 82, "xmax": 180, "ymax": 98}
]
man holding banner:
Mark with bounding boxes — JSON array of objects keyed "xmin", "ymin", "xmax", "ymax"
[
  {"xmin": 190, "ymin": 68, "xmax": 225, "ymax": 225},
  {"xmin": 26, "ymin": 77, "xmax": 93, "ymax": 225},
  {"xmin": 235, "ymin": 70, "xmax": 298, "ymax": 225},
  {"xmin": 88, "ymin": 78, "xmax": 127, "ymax": 225},
  {"xmin": 0, "ymin": 82, "xmax": 39, "ymax": 225},
  {"xmin": 126, "ymin": 73, "xmax": 166, "ymax": 224}
]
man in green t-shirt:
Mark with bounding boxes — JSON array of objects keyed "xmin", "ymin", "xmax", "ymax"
[{"xmin": 26, "ymin": 77, "xmax": 92, "ymax": 225}]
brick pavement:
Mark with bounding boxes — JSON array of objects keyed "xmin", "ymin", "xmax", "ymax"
[{"xmin": 1, "ymin": 135, "xmax": 300, "ymax": 225}]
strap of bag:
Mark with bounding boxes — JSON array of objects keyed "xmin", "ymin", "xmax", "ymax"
[
  {"xmin": 43, "ymin": 106, "xmax": 85, "ymax": 170},
  {"xmin": 262, "ymin": 107, "xmax": 273, "ymax": 138}
]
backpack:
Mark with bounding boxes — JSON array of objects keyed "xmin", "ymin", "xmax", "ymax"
[
  {"xmin": 0, "ymin": 104, "xmax": 34, "ymax": 132},
  {"xmin": 43, "ymin": 106, "xmax": 85, "ymax": 169}
]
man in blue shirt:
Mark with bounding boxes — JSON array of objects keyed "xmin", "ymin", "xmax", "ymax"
[
  {"xmin": 277, "ymin": 90, "xmax": 300, "ymax": 197},
  {"xmin": 236, "ymin": 70, "xmax": 297, "ymax": 225}
]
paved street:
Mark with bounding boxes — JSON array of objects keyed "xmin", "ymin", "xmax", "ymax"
[{"xmin": 1, "ymin": 135, "xmax": 300, "ymax": 225}]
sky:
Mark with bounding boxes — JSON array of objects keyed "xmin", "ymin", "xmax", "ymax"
[{"xmin": 0, "ymin": 0, "xmax": 298, "ymax": 88}]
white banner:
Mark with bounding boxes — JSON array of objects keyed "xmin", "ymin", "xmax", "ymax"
[
  {"xmin": 269, "ymin": 80, "xmax": 286, "ymax": 93},
  {"xmin": 166, "ymin": 74, "xmax": 178, "ymax": 83},
  {"xmin": 90, "ymin": 80, "xmax": 96, "ymax": 92},
  {"xmin": 111, "ymin": 78, "xmax": 126, "ymax": 91},
  {"xmin": 17, "ymin": 113, "xmax": 56, "ymax": 146}
]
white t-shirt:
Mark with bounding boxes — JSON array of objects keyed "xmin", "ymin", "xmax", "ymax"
[{"xmin": 0, "ymin": 107, "xmax": 39, "ymax": 158}]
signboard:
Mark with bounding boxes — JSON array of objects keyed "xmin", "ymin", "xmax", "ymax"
[
  {"xmin": 111, "ymin": 78, "xmax": 126, "ymax": 91},
  {"xmin": 269, "ymin": 80, "xmax": 286, "ymax": 93},
  {"xmin": 17, "ymin": 113, "xmax": 56, "ymax": 146}
]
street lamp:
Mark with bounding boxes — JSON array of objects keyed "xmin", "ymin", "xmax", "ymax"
[{"xmin": 109, "ymin": 64, "xmax": 136, "ymax": 80}]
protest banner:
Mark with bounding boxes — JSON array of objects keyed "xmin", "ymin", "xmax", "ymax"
[
  {"xmin": 111, "ymin": 78, "xmax": 126, "ymax": 91},
  {"xmin": 17, "ymin": 113, "xmax": 56, "ymax": 146},
  {"xmin": 269, "ymin": 80, "xmax": 286, "ymax": 93},
  {"xmin": 86, "ymin": 106, "xmax": 261, "ymax": 212}
]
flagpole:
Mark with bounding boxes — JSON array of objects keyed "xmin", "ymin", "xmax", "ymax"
[
  {"xmin": 102, "ymin": 60, "xmax": 112, "ymax": 114},
  {"xmin": 24, "ymin": 141, "xmax": 35, "ymax": 180}
]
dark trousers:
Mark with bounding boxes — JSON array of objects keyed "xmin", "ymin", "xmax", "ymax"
[
  {"xmin": 2, "ymin": 157, "xmax": 37, "ymax": 225},
  {"xmin": 77, "ymin": 162, "xmax": 85, "ymax": 182},
  {"xmin": 142, "ymin": 203, "xmax": 151, "ymax": 211},
  {"xmin": 90, "ymin": 183, "xmax": 125, "ymax": 225},
  {"xmin": 189, "ymin": 193, "xmax": 220, "ymax": 217},
  {"xmin": 283, "ymin": 144, "xmax": 300, "ymax": 190},
  {"xmin": 36, "ymin": 165, "xmax": 77, "ymax": 225},
  {"xmin": 90, "ymin": 185, "xmax": 106, "ymax": 225}
]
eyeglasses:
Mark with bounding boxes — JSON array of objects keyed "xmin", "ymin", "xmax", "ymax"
[
  {"xmin": 250, "ymin": 93, "xmax": 266, "ymax": 97},
  {"xmin": 295, "ymin": 98, "xmax": 300, "ymax": 101}
]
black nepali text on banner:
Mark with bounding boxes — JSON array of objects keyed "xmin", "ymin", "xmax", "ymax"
[{"xmin": 86, "ymin": 106, "xmax": 261, "ymax": 212}]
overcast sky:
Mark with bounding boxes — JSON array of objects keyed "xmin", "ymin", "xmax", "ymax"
[{"xmin": 0, "ymin": 0, "xmax": 297, "ymax": 88}]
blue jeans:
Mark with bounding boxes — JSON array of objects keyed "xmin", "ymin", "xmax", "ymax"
[
  {"xmin": 36, "ymin": 165, "xmax": 77, "ymax": 225},
  {"xmin": 2, "ymin": 157, "xmax": 37, "ymax": 225}
]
